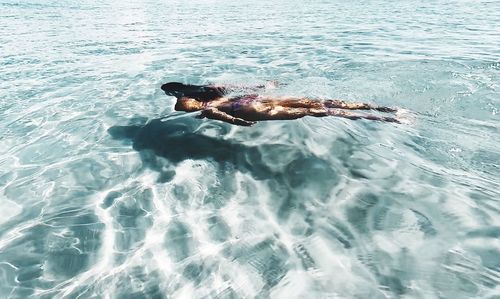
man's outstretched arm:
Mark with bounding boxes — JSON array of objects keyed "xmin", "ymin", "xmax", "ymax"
[{"xmin": 198, "ymin": 108, "xmax": 256, "ymax": 126}]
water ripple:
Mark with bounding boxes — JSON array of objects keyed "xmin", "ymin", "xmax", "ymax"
[{"xmin": 1, "ymin": 0, "xmax": 499, "ymax": 297}]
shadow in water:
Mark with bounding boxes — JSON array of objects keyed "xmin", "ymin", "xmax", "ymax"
[
  {"xmin": 108, "ymin": 116, "xmax": 339, "ymax": 220},
  {"xmin": 108, "ymin": 116, "xmax": 273, "ymax": 182}
]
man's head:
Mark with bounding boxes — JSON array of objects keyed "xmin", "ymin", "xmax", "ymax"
[{"xmin": 174, "ymin": 97, "xmax": 203, "ymax": 112}]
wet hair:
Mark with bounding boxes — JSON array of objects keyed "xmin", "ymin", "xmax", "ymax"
[
  {"xmin": 161, "ymin": 82, "xmax": 225, "ymax": 101},
  {"xmin": 161, "ymin": 82, "xmax": 185, "ymax": 97}
]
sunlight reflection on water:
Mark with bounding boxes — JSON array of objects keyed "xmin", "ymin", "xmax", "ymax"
[{"xmin": 0, "ymin": 0, "xmax": 499, "ymax": 298}]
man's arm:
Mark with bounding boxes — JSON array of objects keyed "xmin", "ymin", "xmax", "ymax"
[{"xmin": 198, "ymin": 108, "xmax": 256, "ymax": 126}]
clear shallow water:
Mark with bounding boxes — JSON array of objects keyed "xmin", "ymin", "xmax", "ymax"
[{"xmin": 1, "ymin": 0, "xmax": 499, "ymax": 297}]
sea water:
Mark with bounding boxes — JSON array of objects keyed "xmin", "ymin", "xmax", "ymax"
[{"xmin": 0, "ymin": 0, "xmax": 499, "ymax": 298}]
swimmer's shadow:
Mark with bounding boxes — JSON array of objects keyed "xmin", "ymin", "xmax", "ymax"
[
  {"xmin": 108, "ymin": 116, "xmax": 339, "ymax": 220},
  {"xmin": 108, "ymin": 117, "xmax": 272, "ymax": 182}
]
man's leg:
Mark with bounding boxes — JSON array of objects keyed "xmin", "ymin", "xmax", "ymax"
[
  {"xmin": 273, "ymin": 98, "xmax": 397, "ymax": 112},
  {"xmin": 267, "ymin": 107, "xmax": 312, "ymax": 120},
  {"xmin": 264, "ymin": 107, "xmax": 399, "ymax": 123},
  {"xmin": 326, "ymin": 109, "xmax": 400, "ymax": 123},
  {"xmin": 323, "ymin": 99, "xmax": 397, "ymax": 112},
  {"xmin": 273, "ymin": 98, "xmax": 325, "ymax": 109}
]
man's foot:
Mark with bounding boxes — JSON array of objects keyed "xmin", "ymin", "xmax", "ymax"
[
  {"xmin": 395, "ymin": 109, "xmax": 416, "ymax": 125},
  {"xmin": 375, "ymin": 106, "xmax": 398, "ymax": 113},
  {"xmin": 264, "ymin": 80, "xmax": 281, "ymax": 89}
]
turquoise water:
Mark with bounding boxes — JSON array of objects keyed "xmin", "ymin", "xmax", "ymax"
[{"xmin": 1, "ymin": 0, "xmax": 499, "ymax": 298}]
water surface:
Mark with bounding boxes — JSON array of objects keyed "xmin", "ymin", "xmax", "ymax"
[{"xmin": 1, "ymin": 0, "xmax": 499, "ymax": 298}]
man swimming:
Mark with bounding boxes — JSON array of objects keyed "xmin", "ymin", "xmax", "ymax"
[{"xmin": 161, "ymin": 82, "xmax": 400, "ymax": 126}]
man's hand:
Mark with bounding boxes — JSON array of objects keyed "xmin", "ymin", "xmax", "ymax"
[{"xmin": 198, "ymin": 108, "xmax": 256, "ymax": 127}]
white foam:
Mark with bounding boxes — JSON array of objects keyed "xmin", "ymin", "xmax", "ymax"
[{"xmin": 0, "ymin": 196, "xmax": 22, "ymax": 226}]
